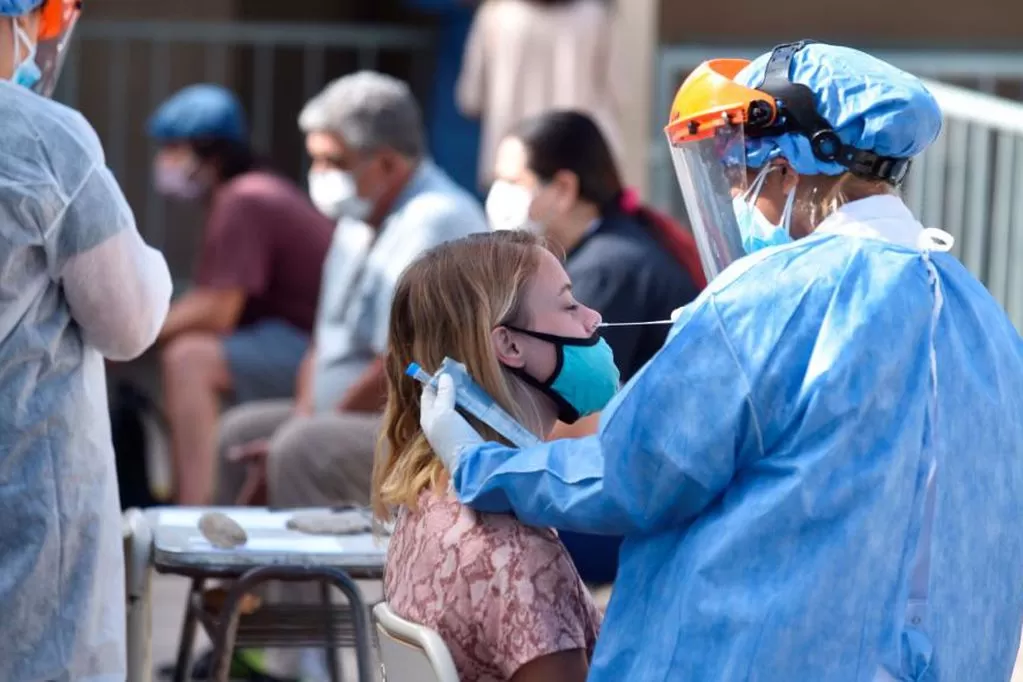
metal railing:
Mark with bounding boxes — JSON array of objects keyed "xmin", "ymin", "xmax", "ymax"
[
  {"xmin": 652, "ymin": 45, "xmax": 1023, "ymax": 328},
  {"xmin": 53, "ymin": 20, "xmax": 435, "ymax": 279}
]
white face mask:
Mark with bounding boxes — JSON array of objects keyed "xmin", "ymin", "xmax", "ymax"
[
  {"xmin": 485, "ymin": 180, "xmax": 543, "ymax": 233},
  {"xmin": 309, "ymin": 169, "xmax": 372, "ymax": 222},
  {"xmin": 154, "ymin": 159, "xmax": 206, "ymax": 201}
]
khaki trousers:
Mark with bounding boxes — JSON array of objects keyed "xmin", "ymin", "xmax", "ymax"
[
  {"xmin": 215, "ymin": 400, "xmax": 383, "ymax": 679},
  {"xmin": 216, "ymin": 400, "xmax": 381, "ymax": 508}
]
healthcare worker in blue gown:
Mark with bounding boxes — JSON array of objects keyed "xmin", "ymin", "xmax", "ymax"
[
  {"xmin": 0, "ymin": 1, "xmax": 172, "ymax": 680},
  {"xmin": 419, "ymin": 41, "xmax": 1023, "ymax": 681}
]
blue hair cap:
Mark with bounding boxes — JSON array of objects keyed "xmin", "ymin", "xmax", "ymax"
[
  {"xmin": 736, "ymin": 43, "xmax": 943, "ymax": 175},
  {"xmin": 0, "ymin": 0, "xmax": 45, "ymax": 16},
  {"xmin": 147, "ymin": 84, "xmax": 248, "ymax": 144}
]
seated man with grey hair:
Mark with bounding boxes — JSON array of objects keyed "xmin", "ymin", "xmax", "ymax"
[{"xmin": 184, "ymin": 71, "xmax": 488, "ymax": 682}]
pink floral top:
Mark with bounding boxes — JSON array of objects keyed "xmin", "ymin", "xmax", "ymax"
[{"xmin": 384, "ymin": 490, "xmax": 602, "ymax": 682}]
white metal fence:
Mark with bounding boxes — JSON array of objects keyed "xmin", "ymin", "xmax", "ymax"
[{"xmin": 653, "ymin": 46, "xmax": 1023, "ymax": 328}]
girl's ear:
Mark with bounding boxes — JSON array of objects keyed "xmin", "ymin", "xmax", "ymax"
[{"xmin": 491, "ymin": 326, "xmax": 526, "ymax": 368}]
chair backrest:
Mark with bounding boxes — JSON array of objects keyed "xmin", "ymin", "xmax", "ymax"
[{"xmin": 373, "ymin": 602, "xmax": 460, "ymax": 682}]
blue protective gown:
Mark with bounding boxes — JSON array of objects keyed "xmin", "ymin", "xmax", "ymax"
[{"xmin": 452, "ymin": 196, "xmax": 1023, "ymax": 681}]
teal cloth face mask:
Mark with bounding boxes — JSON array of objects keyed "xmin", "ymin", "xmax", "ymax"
[
  {"xmin": 504, "ymin": 326, "xmax": 621, "ymax": 424},
  {"xmin": 11, "ymin": 22, "xmax": 41, "ymax": 91},
  {"xmin": 733, "ymin": 165, "xmax": 796, "ymax": 254}
]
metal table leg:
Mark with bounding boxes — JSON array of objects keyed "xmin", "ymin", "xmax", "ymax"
[
  {"xmin": 172, "ymin": 578, "xmax": 205, "ymax": 682},
  {"xmin": 211, "ymin": 566, "xmax": 374, "ymax": 682},
  {"xmin": 321, "ymin": 580, "xmax": 342, "ymax": 682}
]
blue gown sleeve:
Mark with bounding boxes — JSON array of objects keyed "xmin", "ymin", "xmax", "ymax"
[
  {"xmin": 598, "ymin": 296, "xmax": 766, "ymax": 530},
  {"xmin": 453, "ymin": 435, "xmax": 637, "ymax": 535},
  {"xmin": 453, "ymin": 295, "xmax": 767, "ymax": 535}
]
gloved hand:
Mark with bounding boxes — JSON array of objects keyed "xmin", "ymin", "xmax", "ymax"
[
  {"xmin": 671, "ymin": 306, "xmax": 685, "ymax": 322},
  {"xmin": 420, "ymin": 373, "xmax": 484, "ymax": 470}
]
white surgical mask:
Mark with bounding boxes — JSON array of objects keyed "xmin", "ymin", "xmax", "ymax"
[
  {"xmin": 485, "ymin": 180, "xmax": 542, "ymax": 233},
  {"xmin": 732, "ymin": 165, "xmax": 796, "ymax": 254},
  {"xmin": 11, "ymin": 21, "xmax": 41, "ymax": 90},
  {"xmin": 308, "ymin": 169, "xmax": 371, "ymax": 222},
  {"xmin": 154, "ymin": 162, "xmax": 206, "ymax": 201}
]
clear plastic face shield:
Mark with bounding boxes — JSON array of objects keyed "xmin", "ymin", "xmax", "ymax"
[
  {"xmin": 664, "ymin": 45, "xmax": 918, "ymax": 284},
  {"xmin": 662, "ymin": 58, "xmax": 780, "ymax": 282},
  {"xmin": 666, "ymin": 122, "xmax": 750, "ymax": 281},
  {"xmin": 19, "ymin": 0, "xmax": 81, "ymax": 98}
]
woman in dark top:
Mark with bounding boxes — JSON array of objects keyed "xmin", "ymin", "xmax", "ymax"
[{"xmin": 485, "ymin": 109, "xmax": 706, "ymax": 584}]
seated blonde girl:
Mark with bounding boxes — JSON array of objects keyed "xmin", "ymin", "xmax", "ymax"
[{"xmin": 373, "ymin": 230, "xmax": 620, "ymax": 682}]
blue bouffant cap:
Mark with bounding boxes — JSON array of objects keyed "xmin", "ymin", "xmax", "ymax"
[
  {"xmin": 736, "ymin": 43, "xmax": 943, "ymax": 175},
  {"xmin": 147, "ymin": 84, "xmax": 248, "ymax": 144},
  {"xmin": 0, "ymin": 0, "xmax": 45, "ymax": 16}
]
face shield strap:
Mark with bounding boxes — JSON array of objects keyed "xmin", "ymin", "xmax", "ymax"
[{"xmin": 754, "ymin": 40, "xmax": 911, "ymax": 186}]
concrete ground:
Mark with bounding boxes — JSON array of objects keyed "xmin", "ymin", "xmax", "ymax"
[{"xmin": 150, "ymin": 573, "xmax": 1023, "ymax": 681}]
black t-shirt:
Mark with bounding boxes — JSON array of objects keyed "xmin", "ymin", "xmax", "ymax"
[
  {"xmin": 564, "ymin": 210, "xmax": 701, "ymax": 382},
  {"xmin": 558, "ymin": 210, "xmax": 701, "ymax": 584}
]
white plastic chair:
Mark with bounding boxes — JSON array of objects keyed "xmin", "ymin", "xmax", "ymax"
[
  {"xmin": 373, "ymin": 602, "xmax": 460, "ymax": 682},
  {"xmin": 123, "ymin": 508, "xmax": 154, "ymax": 682}
]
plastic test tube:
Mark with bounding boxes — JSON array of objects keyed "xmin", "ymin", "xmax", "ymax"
[
  {"xmin": 406, "ymin": 363, "xmax": 434, "ymax": 386},
  {"xmin": 406, "ymin": 362, "xmax": 542, "ymax": 449}
]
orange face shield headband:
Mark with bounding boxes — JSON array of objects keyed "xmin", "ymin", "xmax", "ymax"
[{"xmin": 38, "ymin": 0, "xmax": 80, "ymax": 41}]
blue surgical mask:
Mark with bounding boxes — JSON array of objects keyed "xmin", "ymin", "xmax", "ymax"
[
  {"xmin": 733, "ymin": 165, "xmax": 797, "ymax": 254},
  {"xmin": 504, "ymin": 327, "xmax": 621, "ymax": 424},
  {"xmin": 11, "ymin": 22, "xmax": 41, "ymax": 91}
]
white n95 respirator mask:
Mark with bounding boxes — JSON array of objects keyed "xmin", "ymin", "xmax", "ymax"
[
  {"xmin": 485, "ymin": 180, "xmax": 543, "ymax": 233},
  {"xmin": 309, "ymin": 169, "xmax": 372, "ymax": 222}
]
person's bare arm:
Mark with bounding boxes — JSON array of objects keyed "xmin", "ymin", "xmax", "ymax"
[
  {"xmin": 158, "ymin": 288, "xmax": 246, "ymax": 344},
  {"xmin": 455, "ymin": 3, "xmax": 487, "ymax": 117},
  {"xmin": 336, "ymin": 355, "xmax": 388, "ymax": 413},
  {"xmin": 548, "ymin": 413, "xmax": 600, "ymax": 441},
  {"xmin": 510, "ymin": 650, "xmax": 589, "ymax": 682},
  {"xmin": 293, "ymin": 345, "xmax": 317, "ymax": 415}
]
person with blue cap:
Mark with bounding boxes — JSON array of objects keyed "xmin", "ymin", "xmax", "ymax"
[
  {"xmin": 416, "ymin": 41, "xmax": 1023, "ymax": 680},
  {"xmin": 0, "ymin": 0, "xmax": 174, "ymax": 679},
  {"xmin": 147, "ymin": 84, "xmax": 334, "ymax": 507}
]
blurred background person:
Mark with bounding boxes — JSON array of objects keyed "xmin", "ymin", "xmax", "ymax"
[
  {"xmin": 403, "ymin": 0, "xmax": 483, "ymax": 195},
  {"xmin": 486, "ymin": 109, "xmax": 705, "ymax": 586},
  {"xmin": 457, "ymin": 0, "xmax": 626, "ymax": 192},
  {"xmin": 147, "ymin": 84, "xmax": 333, "ymax": 506},
  {"xmin": 0, "ymin": 0, "xmax": 171, "ymax": 678},
  {"xmin": 174, "ymin": 71, "xmax": 488, "ymax": 682}
]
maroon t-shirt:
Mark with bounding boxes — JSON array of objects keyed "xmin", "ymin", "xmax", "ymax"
[{"xmin": 196, "ymin": 171, "xmax": 333, "ymax": 332}]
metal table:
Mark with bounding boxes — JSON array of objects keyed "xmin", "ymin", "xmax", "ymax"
[{"xmin": 147, "ymin": 507, "xmax": 387, "ymax": 682}]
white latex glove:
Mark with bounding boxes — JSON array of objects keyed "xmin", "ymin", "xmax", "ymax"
[
  {"xmin": 671, "ymin": 306, "xmax": 685, "ymax": 322},
  {"xmin": 420, "ymin": 373, "xmax": 485, "ymax": 471}
]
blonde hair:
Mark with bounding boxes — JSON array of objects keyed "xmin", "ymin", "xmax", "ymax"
[
  {"xmin": 372, "ymin": 231, "xmax": 549, "ymax": 521},
  {"xmin": 803, "ymin": 171, "xmax": 897, "ymax": 229}
]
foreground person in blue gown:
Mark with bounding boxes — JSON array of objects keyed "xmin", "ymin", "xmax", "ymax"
[{"xmin": 418, "ymin": 41, "xmax": 1023, "ymax": 681}]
